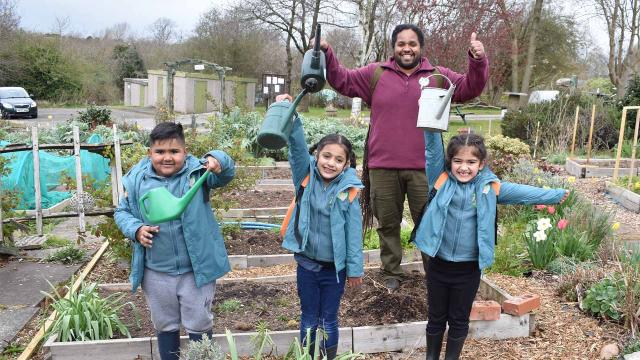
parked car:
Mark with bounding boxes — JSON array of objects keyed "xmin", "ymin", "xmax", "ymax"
[{"xmin": 0, "ymin": 87, "xmax": 37, "ymax": 119}]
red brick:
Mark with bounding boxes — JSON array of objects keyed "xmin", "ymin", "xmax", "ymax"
[
  {"xmin": 469, "ymin": 300, "xmax": 501, "ymax": 321},
  {"xmin": 502, "ymin": 294, "xmax": 541, "ymax": 316}
]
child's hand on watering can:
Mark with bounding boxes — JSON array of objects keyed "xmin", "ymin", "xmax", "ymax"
[
  {"xmin": 468, "ymin": 32, "xmax": 485, "ymax": 59},
  {"xmin": 204, "ymin": 155, "xmax": 222, "ymax": 174},
  {"xmin": 276, "ymin": 94, "xmax": 293, "ymax": 102},
  {"xmin": 136, "ymin": 225, "xmax": 159, "ymax": 248}
]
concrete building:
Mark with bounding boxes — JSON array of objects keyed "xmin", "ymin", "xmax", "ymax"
[{"xmin": 125, "ymin": 70, "xmax": 257, "ymax": 113}]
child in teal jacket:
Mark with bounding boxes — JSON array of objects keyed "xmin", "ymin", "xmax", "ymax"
[
  {"xmin": 114, "ymin": 122, "xmax": 235, "ymax": 360},
  {"xmin": 277, "ymin": 94, "xmax": 363, "ymax": 359},
  {"xmin": 414, "ymin": 131, "xmax": 568, "ymax": 360}
]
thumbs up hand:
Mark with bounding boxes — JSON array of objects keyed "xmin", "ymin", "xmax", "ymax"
[{"xmin": 468, "ymin": 32, "xmax": 485, "ymax": 59}]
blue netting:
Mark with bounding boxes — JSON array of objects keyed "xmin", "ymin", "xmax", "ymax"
[{"xmin": 0, "ymin": 134, "xmax": 111, "ymax": 210}]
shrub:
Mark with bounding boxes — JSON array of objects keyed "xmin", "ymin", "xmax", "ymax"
[
  {"xmin": 42, "ymin": 280, "xmax": 137, "ymax": 342},
  {"xmin": 75, "ymin": 104, "xmax": 112, "ymax": 129},
  {"xmin": 581, "ymin": 277, "xmax": 623, "ymax": 321},
  {"xmin": 217, "ymin": 299, "xmax": 242, "ymax": 313},
  {"xmin": 92, "ymin": 218, "xmax": 131, "ymax": 261},
  {"xmin": 555, "ymin": 261, "xmax": 604, "ymax": 302},
  {"xmin": 180, "ymin": 333, "xmax": 225, "ymax": 360},
  {"xmin": 485, "ymin": 135, "xmax": 530, "ymax": 177},
  {"xmin": 42, "ymin": 236, "xmax": 72, "ymax": 249},
  {"xmin": 46, "ymin": 245, "xmax": 85, "ymax": 264}
]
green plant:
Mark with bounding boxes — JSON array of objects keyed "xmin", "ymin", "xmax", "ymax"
[
  {"xmin": 217, "ymin": 299, "xmax": 242, "ymax": 313},
  {"xmin": 179, "ymin": 333, "xmax": 225, "ymax": 360},
  {"xmin": 1, "ymin": 342, "xmax": 25, "ymax": 355},
  {"xmin": 251, "ymin": 321, "xmax": 275, "ymax": 360},
  {"xmin": 42, "ymin": 279, "xmax": 137, "ymax": 342},
  {"xmin": 624, "ymin": 337, "xmax": 640, "ymax": 355},
  {"xmin": 617, "ymin": 243, "xmax": 640, "ymax": 334},
  {"xmin": 582, "ymin": 277, "xmax": 623, "ymax": 320},
  {"xmin": 46, "ymin": 245, "xmax": 85, "ymax": 264},
  {"xmin": 488, "ymin": 217, "xmax": 528, "ymax": 276},
  {"xmin": 42, "ymin": 235, "xmax": 72, "ymax": 249},
  {"xmin": 554, "ymin": 229, "xmax": 593, "ymax": 261},
  {"xmin": 523, "ymin": 217, "xmax": 558, "ymax": 269},
  {"xmin": 91, "ymin": 218, "xmax": 131, "ymax": 260},
  {"xmin": 221, "ymin": 223, "xmax": 242, "ymax": 240},
  {"xmin": 75, "ymin": 104, "xmax": 112, "ymax": 129}
]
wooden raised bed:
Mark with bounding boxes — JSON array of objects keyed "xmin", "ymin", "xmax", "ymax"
[
  {"xmin": 605, "ymin": 181, "xmax": 640, "ymax": 212},
  {"xmin": 565, "ymin": 158, "xmax": 640, "ymax": 178},
  {"xmin": 43, "ymin": 264, "xmax": 535, "ymax": 359}
]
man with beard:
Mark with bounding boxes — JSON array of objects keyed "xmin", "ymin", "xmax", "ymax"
[{"xmin": 314, "ymin": 24, "xmax": 488, "ymax": 289}]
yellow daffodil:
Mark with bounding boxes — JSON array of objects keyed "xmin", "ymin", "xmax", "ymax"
[
  {"xmin": 612, "ymin": 222, "xmax": 620, "ymax": 231},
  {"xmin": 567, "ymin": 176, "xmax": 576, "ymax": 184}
]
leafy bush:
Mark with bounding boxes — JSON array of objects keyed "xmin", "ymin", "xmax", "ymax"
[
  {"xmin": 42, "ymin": 235, "xmax": 72, "ymax": 249},
  {"xmin": 46, "ymin": 245, "xmax": 85, "ymax": 264},
  {"xmin": 555, "ymin": 261, "xmax": 604, "ymax": 302},
  {"xmin": 92, "ymin": 218, "xmax": 132, "ymax": 261},
  {"xmin": 582, "ymin": 277, "xmax": 623, "ymax": 320},
  {"xmin": 501, "ymin": 92, "xmax": 620, "ymax": 154},
  {"xmin": 75, "ymin": 104, "xmax": 112, "ymax": 129},
  {"xmin": 217, "ymin": 299, "xmax": 242, "ymax": 313},
  {"xmin": 180, "ymin": 333, "xmax": 225, "ymax": 360},
  {"xmin": 485, "ymin": 135, "xmax": 531, "ymax": 177},
  {"xmin": 42, "ymin": 280, "xmax": 137, "ymax": 342}
]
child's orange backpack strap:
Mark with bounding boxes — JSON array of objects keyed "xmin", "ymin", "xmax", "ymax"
[
  {"xmin": 348, "ymin": 187, "xmax": 360, "ymax": 202},
  {"xmin": 280, "ymin": 175, "xmax": 310, "ymax": 238},
  {"xmin": 433, "ymin": 172, "xmax": 449, "ymax": 190},
  {"xmin": 491, "ymin": 182, "xmax": 501, "ymax": 195}
]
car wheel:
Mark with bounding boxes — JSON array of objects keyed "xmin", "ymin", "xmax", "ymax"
[
  {"xmin": 31, "ymin": 112, "xmax": 38, "ymax": 119},
  {"xmin": 1, "ymin": 110, "xmax": 8, "ymax": 120}
]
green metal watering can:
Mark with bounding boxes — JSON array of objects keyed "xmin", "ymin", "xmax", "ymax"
[
  {"xmin": 139, "ymin": 169, "xmax": 210, "ymax": 224},
  {"xmin": 257, "ymin": 91, "xmax": 307, "ymax": 150}
]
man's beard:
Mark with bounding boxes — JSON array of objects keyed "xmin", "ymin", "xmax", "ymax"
[{"xmin": 394, "ymin": 54, "xmax": 420, "ymax": 70}]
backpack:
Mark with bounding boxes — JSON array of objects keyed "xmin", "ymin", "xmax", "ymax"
[
  {"xmin": 409, "ymin": 172, "xmax": 501, "ymax": 245},
  {"xmin": 280, "ymin": 174, "xmax": 360, "ymax": 246}
]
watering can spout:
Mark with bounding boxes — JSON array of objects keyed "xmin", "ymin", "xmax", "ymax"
[{"xmin": 139, "ymin": 169, "xmax": 211, "ymax": 224}]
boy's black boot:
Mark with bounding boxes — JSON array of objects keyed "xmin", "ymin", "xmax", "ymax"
[
  {"xmin": 443, "ymin": 335, "xmax": 466, "ymax": 360},
  {"xmin": 157, "ymin": 330, "xmax": 181, "ymax": 360},
  {"xmin": 324, "ymin": 345, "xmax": 338, "ymax": 360},
  {"xmin": 188, "ymin": 329, "xmax": 213, "ymax": 342},
  {"xmin": 426, "ymin": 331, "xmax": 444, "ymax": 360}
]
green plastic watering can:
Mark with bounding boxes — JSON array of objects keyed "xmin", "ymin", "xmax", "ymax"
[{"xmin": 139, "ymin": 169, "xmax": 210, "ymax": 224}]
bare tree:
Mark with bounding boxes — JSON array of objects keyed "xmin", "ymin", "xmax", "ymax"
[
  {"xmin": 101, "ymin": 22, "xmax": 132, "ymax": 42},
  {"xmin": 0, "ymin": 0, "xmax": 19, "ymax": 39},
  {"xmin": 520, "ymin": 0, "xmax": 544, "ymax": 98},
  {"xmin": 593, "ymin": 0, "xmax": 640, "ymax": 96},
  {"xmin": 52, "ymin": 16, "xmax": 71, "ymax": 37},
  {"xmin": 149, "ymin": 17, "xmax": 176, "ymax": 44}
]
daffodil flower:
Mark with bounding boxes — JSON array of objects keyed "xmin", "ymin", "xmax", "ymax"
[
  {"xmin": 536, "ymin": 218, "xmax": 552, "ymax": 232},
  {"xmin": 533, "ymin": 230, "xmax": 547, "ymax": 242},
  {"xmin": 612, "ymin": 222, "xmax": 620, "ymax": 231},
  {"xmin": 567, "ymin": 176, "xmax": 576, "ymax": 184}
]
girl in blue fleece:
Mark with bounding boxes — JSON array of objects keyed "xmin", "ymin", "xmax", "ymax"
[
  {"xmin": 415, "ymin": 131, "xmax": 568, "ymax": 360},
  {"xmin": 276, "ymin": 94, "xmax": 363, "ymax": 360},
  {"xmin": 114, "ymin": 122, "xmax": 235, "ymax": 360}
]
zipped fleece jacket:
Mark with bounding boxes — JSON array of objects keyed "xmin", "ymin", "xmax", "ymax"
[
  {"xmin": 114, "ymin": 151, "xmax": 235, "ymax": 292},
  {"xmin": 324, "ymin": 46, "xmax": 489, "ymax": 170},
  {"xmin": 414, "ymin": 131, "xmax": 566, "ymax": 270},
  {"xmin": 281, "ymin": 116, "xmax": 364, "ymax": 278}
]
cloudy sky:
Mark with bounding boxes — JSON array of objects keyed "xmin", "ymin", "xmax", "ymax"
[{"xmin": 15, "ymin": 0, "xmax": 234, "ymax": 38}]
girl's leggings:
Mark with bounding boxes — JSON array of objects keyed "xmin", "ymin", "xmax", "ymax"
[
  {"xmin": 426, "ymin": 256, "xmax": 480, "ymax": 338},
  {"xmin": 297, "ymin": 264, "xmax": 347, "ymax": 349}
]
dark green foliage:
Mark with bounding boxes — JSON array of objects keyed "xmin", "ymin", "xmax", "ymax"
[
  {"xmin": 46, "ymin": 245, "xmax": 85, "ymax": 264},
  {"xmin": 621, "ymin": 74, "xmax": 640, "ymax": 122},
  {"xmin": 501, "ymin": 92, "xmax": 620, "ymax": 152},
  {"xmin": 76, "ymin": 104, "xmax": 112, "ymax": 129},
  {"xmin": 112, "ymin": 44, "xmax": 146, "ymax": 93},
  {"xmin": 582, "ymin": 277, "xmax": 623, "ymax": 321},
  {"xmin": 16, "ymin": 41, "xmax": 82, "ymax": 101}
]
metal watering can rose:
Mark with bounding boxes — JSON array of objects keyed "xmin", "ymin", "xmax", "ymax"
[
  {"xmin": 416, "ymin": 74, "xmax": 456, "ymax": 132},
  {"xmin": 139, "ymin": 169, "xmax": 210, "ymax": 224}
]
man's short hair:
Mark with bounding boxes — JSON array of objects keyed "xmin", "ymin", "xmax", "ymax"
[
  {"xmin": 149, "ymin": 122, "xmax": 185, "ymax": 145},
  {"xmin": 390, "ymin": 24, "xmax": 425, "ymax": 48}
]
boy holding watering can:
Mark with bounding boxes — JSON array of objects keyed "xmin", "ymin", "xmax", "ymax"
[
  {"xmin": 114, "ymin": 122, "xmax": 235, "ymax": 360},
  {"xmin": 312, "ymin": 24, "xmax": 488, "ymax": 290}
]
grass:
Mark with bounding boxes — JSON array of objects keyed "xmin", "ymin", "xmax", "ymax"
[
  {"xmin": 42, "ymin": 235, "xmax": 72, "ymax": 249},
  {"xmin": 217, "ymin": 299, "xmax": 242, "ymax": 313}
]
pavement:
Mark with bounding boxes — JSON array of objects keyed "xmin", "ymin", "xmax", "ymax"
[{"xmin": 0, "ymin": 217, "xmax": 104, "ymax": 353}]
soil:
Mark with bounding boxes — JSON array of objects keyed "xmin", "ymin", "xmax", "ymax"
[
  {"xmin": 224, "ymin": 229, "xmax": 283, "ymax": 255},
  {"xmin": 220, "ymin": 189, "xmax": 293, "ymax": 208},
  {"xmin": 112, "ymin": 269, "xmax": 434, "ymax": 338}
]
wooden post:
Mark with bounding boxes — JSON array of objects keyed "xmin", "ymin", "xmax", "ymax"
[
  {"xmin": 613, "ymin": 107, "xmax": 630, "ymax": 180},
  {"xmin": 586, "ymin": 104, "xmax": 596, "ymax": 165},
  {"xmin": 627, "ymin": 110, "xmax": 640, "ymax": 189},
  {"xmin": 31, "ymin": 126, "xmax": 43, "ymax": 236},
  {"xmin": 533, "ymin": 121, "xmax": 541, "ymax": 159},
  {"xmin": 73, "ymin": 126, "xmax": 86, "ymax": 241},
  {"xmin": 112, "ymin": 124, "xmax": 124, "ymax": 202},
  {"xmin": 570, "ymin": 105, "xmax": 580, "ymax": 159}
]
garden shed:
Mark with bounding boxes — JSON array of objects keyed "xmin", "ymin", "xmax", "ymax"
[
  {"xmin": 122, "ymin": 78, "xmax": 148, "ymax": 107},
  {"xmin": 143, "ymin": 70, "xmax": 257, "ymax": 113}
]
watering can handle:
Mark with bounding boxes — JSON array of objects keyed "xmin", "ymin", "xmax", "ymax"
[
  {"xmin": 420, "ymin": 73, "xmax": 454, "ymax": 90},
  {"xmin": 139, "ymin": 191, "xmax": 150, "ymax": 217}
]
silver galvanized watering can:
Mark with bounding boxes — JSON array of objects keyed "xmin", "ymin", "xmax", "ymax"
[{"xmin": 416, "ymin": 74, "xmax": 456, "ymax": 132}]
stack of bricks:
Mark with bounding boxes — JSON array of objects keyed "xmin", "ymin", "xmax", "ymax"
[{"xmin": 469, "ymin": 294, "xmax": 541, "ymax": 321}]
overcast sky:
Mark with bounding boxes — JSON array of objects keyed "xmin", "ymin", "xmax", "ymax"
[{"xmin": 15, "ymin": 0, "xmax": 234, "ymax": 38}]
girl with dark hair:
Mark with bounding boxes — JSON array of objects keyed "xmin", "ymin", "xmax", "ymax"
[
  {"xmin": 276, "ymin": 94, "xmax": 363, "ymax": 359},
  {"xmin": 414, "ymin": 131, "xmax": 569, "ymax": 360}
]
